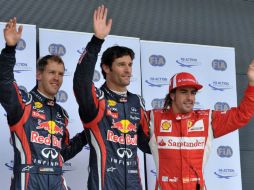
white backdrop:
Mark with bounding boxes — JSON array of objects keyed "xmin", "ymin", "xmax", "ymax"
[
  {"xmin": 0, "ymin": 23, "xmax": 36, "ymax": 190},
  {"xmin": 0, "ymin": 23, "xmax": 241, "ymax": 190},
  {"xmin": 140, "ymin": 40, "xmax": 241, "ymax": 190}
]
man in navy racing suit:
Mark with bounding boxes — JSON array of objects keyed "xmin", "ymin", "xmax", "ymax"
[
  {"xmin": 73, "ymin": 5, "xmax": 150, "ymax": 190},
  {"xmin": 0, "ymin": 17, "xmax": 87, "ymax": 190}
]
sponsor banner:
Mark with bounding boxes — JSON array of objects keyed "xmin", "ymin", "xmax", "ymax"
[
  {"xmin": 0, "ymin": 22, "xmax": 36, "ymax": 190},
  {"xmin": 141, "ymin": 40, "xmax": 241, "ymax": 190}
]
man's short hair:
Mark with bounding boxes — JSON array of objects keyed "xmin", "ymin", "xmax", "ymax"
[
  {"xmin": 100, "ymin": 46, "xmax": 135, "ymax": 79},
  {"xmin": 36, "ymin": 55, "xmax": 65, "ymax": 72}
]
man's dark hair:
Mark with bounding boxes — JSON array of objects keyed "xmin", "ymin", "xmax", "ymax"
[
  {"xmin": 100, "ymin": 46, "xmax": 135, "ymax": 79},
  {"xmin": 163, "ymin": 89, "xmax": 176, "ymax": 111},
  {"xmin": 36, "ymin": 55, "xmax": 65, "ymax": 72}
]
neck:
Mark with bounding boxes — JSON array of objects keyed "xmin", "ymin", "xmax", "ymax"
[
  {"xmin": 106, "ymin": 81, "xmax": 127, "ymax": 93},
  {"xmin": 37, "ymin": 89, "xmax": 54, "ymax": 100},
  {"xmin": 110, "ymin": 89, "xmax": 127, "ymax": 96}
]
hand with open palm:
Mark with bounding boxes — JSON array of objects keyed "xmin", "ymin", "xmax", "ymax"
[
  {"xmin": 93, "ymin": 5, "xmax": 112, "ymax": 40},
  {"xmin": 3, "ymin": 17, "xmax": 23, "ymax": 46}
]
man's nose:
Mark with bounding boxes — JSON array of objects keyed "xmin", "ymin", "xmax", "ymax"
[{"xmin": 125, "ymin": 65, "xmax": 132, "ymax": 73}]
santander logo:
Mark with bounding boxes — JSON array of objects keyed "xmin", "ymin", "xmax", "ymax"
[{"xmin": 157, "ymin": 136, "xmax": 205, "ymax": 150}]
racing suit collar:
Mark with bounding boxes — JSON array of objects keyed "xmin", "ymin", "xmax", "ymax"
[
  {"xmin": 101, "ymin": 83, "xmax": 129, "ymax": 103},
  {"xmin": 31, "ymin": 87, "xmax": 56, "ymax": 106},
  {"xmin": 169, "ymin": 107, "xmax": 193, "ymax": 120}
]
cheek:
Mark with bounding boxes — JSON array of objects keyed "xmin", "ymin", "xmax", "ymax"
[{"xmin": 59, "ymin": 77, "xmax": 64, "ymax": 84}]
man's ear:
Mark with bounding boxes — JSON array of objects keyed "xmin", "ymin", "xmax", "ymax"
[
  {"xmin": 102, "ymin": 64, "xmax": 110, "ymax": 74},
  {"xmin": 170, "ymin": 92, "xmax": 175, "ymax": 101},
  {"xmin": 36, "ymin": 70, "xmax": 42, "ymax": 81}
]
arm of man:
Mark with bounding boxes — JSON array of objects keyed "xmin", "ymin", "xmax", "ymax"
[
  {"xmin": 73, "ymin": 5, "xmax": 112, "ymax": 124},
  {"xmin": 212, "ymin": 60, "xmax": 254, "ymax": 138},
  {"xmin": 137, "ymin": 96, "xmax": 151, "ymax": 154},
  {"xmin": 0, "ymin": 17, "xmax": 25, "ymax": 126},
  {"xmin": 61, "ymin": 130, "xmax": 87, "ymax": 162}
]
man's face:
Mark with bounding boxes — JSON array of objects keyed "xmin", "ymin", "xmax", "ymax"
[
  {"xmin": 103, "ymin": 55, "xmax": 133, "ymax": 91},
  {"xmin": 36, "ymin": 60, "xmax": 64, "ymax": 99},
  {"xmin": 170, "ymin": 87, "xmax": 197, "ymax": 114}
]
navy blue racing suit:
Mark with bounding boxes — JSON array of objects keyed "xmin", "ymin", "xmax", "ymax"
[
  {"xmin": 73, "ymin": 36, "xmax": 150, "ymax": 190},
  {"xmin": 0, "ymin": 44, "xmax": 87, "ymax": 190}
]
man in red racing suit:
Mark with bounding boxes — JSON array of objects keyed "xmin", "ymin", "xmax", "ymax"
[{"xmin": 148, "ymin": 70, "xmax": 254, "ymax": 190}]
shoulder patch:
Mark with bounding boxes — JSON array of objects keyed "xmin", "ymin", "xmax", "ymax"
[
  {"xmin": 19, "ymin": 88, "xmax": 32, "ymax": 105},
  {"xmin": 96, "ymin": 87, "xmax": 104, "ymax": 100},
  {"xmin": 60, "ymin": 107, "xmax": 69, "ymax": 120},
  {"xmin": 137, "ymin": 95, "xmax": 146, "ymax": 110}
]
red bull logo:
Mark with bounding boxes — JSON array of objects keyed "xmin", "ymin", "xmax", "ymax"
[
  {"xmin": 31, "ymin": 131, "xmax": 62, "ymax": 149},
  {"xmin": 107, "ymin": 130, "xmax": 137, "ymax": 145},
  {"xmin": 36, "ymin": 121, "xmax": 63, "ymax": 135},
  {"xmin": 111, "ymin": 120, "xmax": 136, "ymax": 133}
]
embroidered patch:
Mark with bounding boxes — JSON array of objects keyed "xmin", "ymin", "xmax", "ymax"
[
  {"xmin": 160, "ymin": 120, "xmax": 172, "ymax": 132},
  {"xmin": 188, "ymin": 119, "xmax": 204, "ymax": 132}
]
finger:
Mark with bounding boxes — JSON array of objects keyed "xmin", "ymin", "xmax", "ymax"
[
  {"xmin": 103, "ymin": 7, "xmax": 108, "ymax": 21},
  {"xmin": 5, "ymin": 22, "xmax": 9, "ymax": 29},
  {"xmin": 13, "ymin": 17, "xmax": 17, "ymax": 29},
  {"xmin": 97, "ymin": 5, "xmax": 102, "ymax": 19},
  {"xmin": 9, "ymin": 19, "xmax": 14, "ymax": 29},
  {"xmin": 6, "ymin": 19, "xmax": 12, "ymax": 29},
  {"xmin": 99, "ymin": 5, "xmax": 104, "ymax": 19},
  {"xmin": 18, "ymin": 25, "xmax": 23, "ymax": 35},
  {"xmin": 93, "ymin": 9, "xmax": 98, "ymax": 21}
]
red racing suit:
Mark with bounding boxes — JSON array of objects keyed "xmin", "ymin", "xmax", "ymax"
[{"xmin": 148, "ymin": 85, "xmax": 254, "ymax": 190}]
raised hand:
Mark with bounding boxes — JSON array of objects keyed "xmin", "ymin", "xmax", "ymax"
[
  {"xmin": 93, "ymin": 5, "xmax": 112, "ymax": 39},
  {"xmin": 247, "ymin": 60, "xmax": 254, "ymax": 86},
  {"xmin": 3, "ymin": 17, "xmax": 23, "ymax": 46}
]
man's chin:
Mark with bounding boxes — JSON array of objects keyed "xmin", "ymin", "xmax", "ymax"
[
  {"xmin": 184, "ymin": 107, "xmax": 193, "ymax": 113},
  {"xmin": 121, "ymin": 81, "xmax": 130, "ymax": 87}
]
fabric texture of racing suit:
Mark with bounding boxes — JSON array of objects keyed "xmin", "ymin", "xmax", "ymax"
[
  {"xmin": 148, "ymin": 85, "xmax": 254, "ymax": 190},
  {"xmin": 73, "ymin": 35, "xmax": 150, "ymax": 190},
  {"xmin": 0, "ymin": 45, "xmax": 87, "ymax": 190}
]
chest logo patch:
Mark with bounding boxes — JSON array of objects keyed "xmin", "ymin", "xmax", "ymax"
[
  {"xmin": 112, "ymin": 120, "xmax": 136, "ymax": 133},
  {"xmin": 108, "ymin": 100, "xmax": 117, "ymax": 107},
  {"xmin": 188, "ymin": 119, "xmax": 204, "ymax": 132},
  {"xmin": 34, "ymin": 102, "xmax": 43, "ymax": 109},
  {"xmin": 160, "ymin": 120, "xmax": 172, "ymax": 132},
  {"xmin": 106, "ymin": 109, "xmax": 119, "ymax": 119},
  {"xmin": 32, "ymin": 111, "xmax": 46, "ymax": 120}
]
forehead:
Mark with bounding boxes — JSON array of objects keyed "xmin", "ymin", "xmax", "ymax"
[
  {"xmin": 44, "ymin": 60, "xmax": 64, "ymax": 71},
  {"xmin": 113, "ymin": 55, "xmax": 132, "ymax": 63}
]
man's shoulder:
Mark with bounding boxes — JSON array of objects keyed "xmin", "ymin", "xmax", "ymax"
[
  {"xmin": 19, "ymin": 87, "xmax": 33, "ymax": 104},
  {"xmin": 194, "ymin": 109, "xmax": 211, "ymax": 116},
  {"xmin": 54, "ymin": 103, "xmax": 69, "ymax": 119},
  {"xmin": 128, "ymin": 92, "xmax": 145, "ymax": 106}
]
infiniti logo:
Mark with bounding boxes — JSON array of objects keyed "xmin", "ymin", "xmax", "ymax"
[
  {"xmin": 41, "ymin": 148, "xmax": 58, "ymax": 159},
  {"xmin": 117, "ymin": 148, "xmax": 133, "ymax": 158},
  {"xmin": 131, "ymin": 107, "xmax": 137, "ymax": 112}
]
